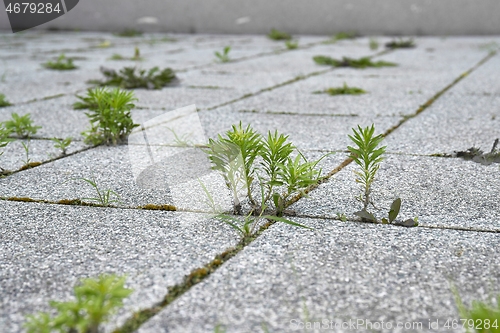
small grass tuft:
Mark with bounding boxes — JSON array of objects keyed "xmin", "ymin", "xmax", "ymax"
[
  {"xmin": 25, "ymin": 274, "xmax": 132, "ymax": 333},
  {"xmin": 314, "ymin": 83, "xmax": 367, "ymax": 96},
  {"xmin": 77, "ymin": 87, "xmax": 138, "ymax": 145},
  {"xmin": 267, "ymin": 28, "xmax": 292, "ymax": 41},
  {"xmin": 285, "ymin": 40, "xmax": 299, "ymax": 49},
  {"xmin": 313, "ymin": 56, "xmax": 397, "ymax": 68},
  {"xmin": 0, "ymin": 93, "xmax": 12, "ymax": 107},
  {"xmin": 1, "ymin": 113, "xmax": 41, "ymax": 138},
  {"xmin": 91, "ymin": 66, "xmax": 176, "ymax": 89},
  {"xmin": 109, "ymin": 47, "xmax": 143, "ymax": 61},
  {"xmin": 385, "ymin": 38, "xmax": 416, "ymax": 49},
  {"xmin": 114, "ymin": 29, "xmax": 143, "ymax": 37},
  {"xmin": 42, "ymin": 54, "xmax": 77, "ymax": 70},
  {"xmin": 456, "ymin": 139, "xmax": 500, "ymax": 165},
  {"xmin": 215, "ymin": 46, "xmax": 231, "ymax": 63}
]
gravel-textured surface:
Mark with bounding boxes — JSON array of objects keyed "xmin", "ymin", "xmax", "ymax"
[
  {"xmin": 1, "ymin": 32, "xmax": 499, "ymax": 333},
  {"xmin": 0, "ymin": 200, "xmax": 239, "ymax": 333},
  {"xmin": 138, "ymin": 218, "xmax": 500, "ymax": 333}
]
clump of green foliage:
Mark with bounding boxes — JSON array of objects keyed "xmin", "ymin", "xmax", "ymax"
[
  {"xmin": 215, "ymin": 46, "xmax": 231, "ymax": 63},
  {"xmin": 456, "ymin": 139, "xmax": 500, "ymax": 165},
  {"xmin": 267, "ymin": 28, "xmax": 292, "ymax": 41},
  {"xmin": 114, "ymin": 29, "xmax": 143, "ymax": 37},
  {"xmin": 78, "ymin": 87, "xmax": 139, "ymax": 145},
  {"xmin": 42, "ymin": 54, "xmax": 77, "ymax": 70},
  {"xmin": 0, "ymin": 93, "xmax": 12, "ymax": 107},
  {"xmin": 313, "ymin": 56, "xmax": 397, "ymax": 68},
  {"xmin": 204, "ymin": 122, "xmax": 328, "ymax": 220},
  {"xmin": 314, "ymin": 83, "xmax": 367, "ymax": 95},
  {"xmin": 1, "ymin": 113, "xmax": 41, "ymax": 138},
  {"xmin": 91, "ymin": 66, "xmax": 176, "ymax": 89},
  {"xmin": 109, "ymin": 47, "xmax": 143, "ymax": 61},
  {"xmin": 285, "ymin": 40, "xmax": 299, "ymax": 49},
  {"xmin": 347, "ymin": 125, "xmax": 417, "ymax": 226},
  {"xmin": 51, "ymin": 137, "xmax": 72, "ymax": 155},
  {"xmin": 453, "ymin": 286, "xmax": 500, "ymax": 333},
  {"xmin": 25, "ymin": 274, "xmax": 132, "ymax": 333},
  {"xmin": 385, "ymin": 38, "xmax": 416, "ymax": 49}
]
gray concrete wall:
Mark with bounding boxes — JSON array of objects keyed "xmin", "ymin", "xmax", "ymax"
[{"xmin": 1, "ymin": 0, "xmax": 500, "ymax": 35}]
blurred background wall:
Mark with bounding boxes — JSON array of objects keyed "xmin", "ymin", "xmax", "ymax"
[{"xmin": 1, "ymin": 0, "xmax": 500, "ymax": 35}]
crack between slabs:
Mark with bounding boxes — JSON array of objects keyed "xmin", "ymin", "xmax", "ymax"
[{"xmin": 286, "ymin": 49, "xmax": 498, "ymax": 207}]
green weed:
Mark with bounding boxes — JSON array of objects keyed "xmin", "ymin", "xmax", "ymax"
[
  {"xmin": 369, "ymin": 38, "xmax": 379, "ymax": 50},
  {"xmin": 42, "ymin": 54, "xmax": 77, "ymax": 70},
  {"xmin": 1, "ymin": 113, "xmax": 41, "ymax": 138},
  {"xmin": 114, "ymin": 29, "xmax": 143, "ymax": 37},
  {"xmin": 79, "ymin": 87, "xmax": 139, "ymax": 145},
  {"xmin": 285, "ymin": 40, "xmax": 299, "ymax": 49},
  {"xmin": 204, "ymin": 122, "xmax": 328, "ymax": 218},
  {"xmin": 91, "ymin": 66, "xmax": 176, "ymax": 89},
  {"xmin": 347, "ymin": 124, "xmax": 386, "ymax": 220},
  {"xmin": 78, "ymin": 174, "xmax": 121, "ymax": 206},
  {"xmin": 314, "ymin": 83, "xmax": 367, "ymax": 95},
  {"xmin": 267, "ymin": 29, "xmax": 292, "ymax": 41},
  {"xmin": 456, "ymin": 139, "xmax": 500, "ymax": 165},
  {"xmin": 385, "ymin": 38, "xmax": 416, "ymax": 49},
  {"xmin": 215, "ymin": 46, "xmax": 231, "ymax": 63},
  {"xmin": 0, "ymin": 93, "xmax": 12, "ymax": 107},
  {"xmin": 323, "ymin": 31, "xmax": 357, "ymax": 44},
  {"xmin": 51, "ymin": 137, "xmax": 72, "ymax": 155},
  {"xmin": 453, "ymin": 285, "xmax": 500, "ymax": 333},
  {"xmin": 25, "ymin": 274, "xmax": 132, "ymax": 333},
  {"xmin": 313, "ymin": 56, "xmax": 397, "ymax": 68},
  {"xmin": 109, "ymin": 47, "xmax": 143, "ymax": 61}
]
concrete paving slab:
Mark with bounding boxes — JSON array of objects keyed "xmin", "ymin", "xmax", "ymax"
[
  {"xmin": 138, "ymin": 217, "xmax": 500, "ymax": 333},
  {"xmin": 0, "ymin": 138, "xmax": 87, "ymax": 172},
  {"xmin": 0, "ymin": 200, "xmax": 239, "ymax": 333},
  {"xmin": 291, "ymin": 154, "xmax": 500, "ymax": 231},
  {"xmin": 447, "ymin": 53, "xmax": 500, "ymax": 95},
  {"xmin": 0, "ymin": 96, "xmax": 89, "ymax": 139},
  {"xmin": 384, "ymin": 94, "xmax": 500, "ymax": 155},
  {"xmin": 199, "ymin": 107, "xmax": 400, "ymax": 151}
]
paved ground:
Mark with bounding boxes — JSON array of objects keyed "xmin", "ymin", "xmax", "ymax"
[{"xmin": 1, "ymin": 32, "xmax": 499, "ymax": 333}]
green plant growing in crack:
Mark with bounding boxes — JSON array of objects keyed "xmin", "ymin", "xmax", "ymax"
[
  {"xmin": 369, "ymin": 38, "xmax": 379, "ymax": 50},
  {"xmin": 215, "ymin": 46, "xmax": 231, "ymax": 63},
  {"xmin": 323, "ymin": 31, "xmax": 358, "ymax": 44},
  {"xmin": 285, "ymin": 40, "xmax": 299, "ymax": 49},
  {"xmin": 313, "ymin": 56, "xmax": 397, "ymax": 68},
  {"xmin": 456, "ymin": 139, "xmax": 500, "ymax": 165},
  {"xmin": 314, "ymin": 83, "xmax": 367, "ymax": 96},
  {"xmin": 347, "ymin": 125, "xmax": 417, "ymax": 227},
  {"xmin": 42, "ymin": 54, "xmax": 77, "ymax": 70},
  {"xmin": 204, "ymin": 122, "xmax": 328, "ymax": 219},
  {"xmin": 109, "ymin": 47, "xmax": 143, "ymax": 61},
  {"xmin": 77, "ymin": 174, "xmax": 121, "ymax": 206},
  {"xmin": 166, "ymin": 127, "xmax": 193, "ymax": 147},
  {"xmin": 51, "ymin": 137, "xmax": 72, "ymax": 155},
  {"xmin": 385, "ymin": 38, "xmax": 416, "ymax": 49},
  {"xmin": 90, "ymin": 66, "xmax": 176, "ymax": 89},
  {"xmin": 347, "ymin": 124, "xmax": 386, "ymax": 221},
  {"xmin": 0, "ymin": 93, "xmax": 12, "ymax": 107},
  {"xmin": 452, "ymin": 285, "xmax": 500, "ymax": 333},
  {"xmin": 1, "ymin": 112, "xmax": 41, "ymax": 138},
  {"xmin": 267, "ymin": 28, "xmax": 292, "ymax": 41},
  {"xmin": 79, "ymin": 87, "xmax": 139, "ymax": 145},
  {"xmin": 25, "ymin": 274, "xmax": 132, "ymax": 333}
]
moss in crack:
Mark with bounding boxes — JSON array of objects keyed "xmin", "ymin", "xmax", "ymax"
[
  {"xmin": 140, "ymin": 204, "xmax": 177, "ymax": 211},
  {"xmin": 314, "ymin": 83, "xmax": 367, "ymax": 96},
  {"xmin": 114, "ymin": 29, "xmax": 143, "ymax": 37},
  {"xmin": 313, "ymin": 56, "xmax": 397, "ymax": 68},
  {"xmin": 19, "ymin": 161, "xmax": 42, "ymax": 171},
  {"xmin": 7, "ymin": 197, "xmax": 38, "ymax": 202},
  {"xmin": 385, "ymin": 38, "xmax": 416, "ymax": 49}
]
